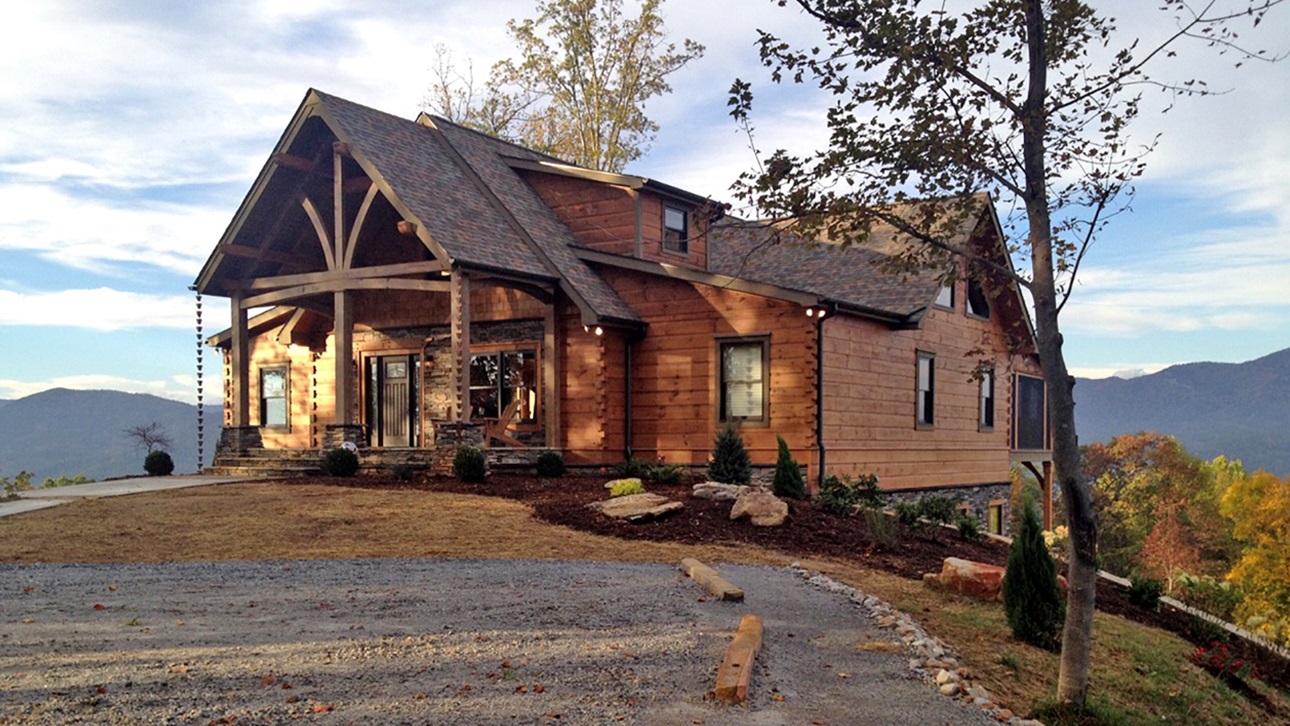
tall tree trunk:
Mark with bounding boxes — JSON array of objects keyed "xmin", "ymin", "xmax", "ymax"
[{"xmin": 1023, "ymin": 0, "xmax": 1098, "ymax": 707}]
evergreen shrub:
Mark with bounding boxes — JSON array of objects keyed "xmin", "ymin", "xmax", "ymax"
[
  {"xmin": 536, "ymin": 451, "xmax": 565, "ymax": 478},
  {"xmin": 144, "ymin": 450, "xmax": 175, "ymax": 477},
  {"xmin": 772, "ymin": 436, "xmax": 808, "ymax": 499},
  {"xmin": 453, "ymin": 446, "xmax": 486, "ymax": 481},
  {"xmin": 708, "ymin": 424, "xmax": 752, "ymax": 485},
  {"xmin": 1003, "ymin": 494, "xmax": 1066, "ymax": 650},
  {"xmin": 321, "ymin": 448, "xmax": 359, "ymax": 477}
]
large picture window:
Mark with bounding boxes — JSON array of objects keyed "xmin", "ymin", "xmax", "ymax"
[
  {"xmin": 470, "ymin": 349, "xmax": 538, "ymax": 422},
  {"xmin": 916, "ymin": 352, "xmax": 935, "ymax": 427},
  {"xmin": 1013, "ymin": 374, "xmax": 1048, "ymax": 450},
  {"xmin": 259, "ymin": 366, "xmax": 288, "ymax": 428},
  {"xmin": 719, "ymin": 338, "xmax": 768, "ymax": 424}
]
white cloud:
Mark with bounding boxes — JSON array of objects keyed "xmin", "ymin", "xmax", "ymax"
[
  {"xmin": 0, "ymin": 288, "xmax": 227, "ymax": 331},
  {"xmin": 0, "ymin": 374, "xmax": 199, "ymax": 404}
]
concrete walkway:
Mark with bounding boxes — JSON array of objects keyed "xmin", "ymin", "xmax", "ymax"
[{"xmin": 0, "ymin": 475, "xmax": 249, "ymax": 519}]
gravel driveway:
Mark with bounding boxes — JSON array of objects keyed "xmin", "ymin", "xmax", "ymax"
[{"xmin": 1, "ymin": 559, "xmax": 994, "ymax": 725}]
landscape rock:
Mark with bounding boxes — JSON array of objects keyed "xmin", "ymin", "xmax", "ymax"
[
  {"xmin": 691, "ymin": 481, "xmax": 750, "ymax": 501},
  {"xmin": 729, "ymin": 490, "xmax": 789, "ymax": 526},
  {"xmin": 924, "ymin": 557, "xmax": 1007, "ymax": 601},
  {"xmin": 587, "ymin": 493, "xmax": 683, "ymax": 522}
]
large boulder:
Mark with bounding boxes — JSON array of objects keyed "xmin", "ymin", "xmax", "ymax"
[
  {"xmin": 924, "ymin": 557, "xmax": 1006, "ymax": 601},
  {"xmin": 587, "ymin": 493, "xmax": 683, "ymax": 522},
  {"xmin": 923, "ymin": 557, "xmax": 1070, "ymax": 601},
  {"xmin": 692, "ymin": 481, "xmax": 750, "ymax": 501},
  {"xmin": 730, "ymin": 490, "xmax": 789, "ymax": 527}
]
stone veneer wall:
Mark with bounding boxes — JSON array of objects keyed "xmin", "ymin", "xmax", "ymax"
[{"xmin": 884, "ymin": 482, "xmax": 1014, "ymax": 535}]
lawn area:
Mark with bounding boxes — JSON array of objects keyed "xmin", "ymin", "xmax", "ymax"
[{"xmin": 1, "ymin": 477, "xmax": 1286, "ymax": 725}]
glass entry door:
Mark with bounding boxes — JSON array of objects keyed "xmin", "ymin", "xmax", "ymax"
[{"xmin": 365, "ymin": 354, "xmax": 419, "ymax": 447}]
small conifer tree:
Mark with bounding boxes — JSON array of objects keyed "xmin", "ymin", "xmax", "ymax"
[
  {"xmin": 1003, "ymin": 492, "xmax": 1065, "ymax": 651},
  {"xmin": 772, "ymin": 435, "xmax": 808, "ymax": 499},
  {"xmin": 708, "ymin": 424, "xmax": 752, "ymax": 484}
]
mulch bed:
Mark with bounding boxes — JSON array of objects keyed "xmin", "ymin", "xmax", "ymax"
[{"xmin": 311, "ymin": 471, "xmax": 1289, "ymax": 696}]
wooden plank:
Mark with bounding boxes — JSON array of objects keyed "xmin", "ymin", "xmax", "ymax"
[
  {"xmin": 680, "ymin": 558, "xmax": 744, "ymax": 602},
  {"xmin": 241, "ymin": 278, "xmax": 450, "ymax": 309},
  {"xmin": 713, "ymin": 614, "xmax": 763, "ymax": 705},
  {"xmin": 300, "ymin": 197, "xmax": 336, "ymax": 271},
  {"xmin": 244, "ymin": 260, "xmax": 449, "ymax": 291},
  {"xmin": 343, "ymin": 182, "xmax": 381, "ymax": 270}
]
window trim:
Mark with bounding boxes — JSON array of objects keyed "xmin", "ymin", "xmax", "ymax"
[
  {"xmin": 662, "ymin": 205, "xmax": 689, "ymax": 256},
  {"xmin": 468, "ymin": 343, "xmax": 541, "ymax": 427},
  {"xmin": 979, "ymin": 366, "xmax": 996, "ymax": 432},
  {"xmin": 258, "ymin": 364, "xmax": 289, "ymax": 431},
  {"xmin": 986, "ymin": 498, "xmax": 1007, "ymax": 536},
  {"xmin": 716, "ymin": 335, "xmax": 770, "ymax": 427},
  {"xmin": 916, "ymin": 350, "xmax": 935, "ymax": 429}
]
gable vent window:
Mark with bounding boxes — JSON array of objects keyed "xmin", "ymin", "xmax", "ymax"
[
  {"xmin": 663, "ymin": 206, "xmax": 689, "ymax": 254},
  {"xmin": 968, "ymin": 278, "xmax": 991, "ymax": 318}
]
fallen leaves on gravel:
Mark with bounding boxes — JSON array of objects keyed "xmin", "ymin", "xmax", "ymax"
[{"xmin": 311, "ymin": 703, "xmax": 333, "ymax": 713}]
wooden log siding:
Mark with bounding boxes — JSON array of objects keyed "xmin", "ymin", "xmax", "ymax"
[
  {"xmin": 820, "ymin": 297, "xmax": 1021, "ymax": 490},
  {"xmin": 521, "ymin": 172, "xmax": 637, "ymax": 257},
  {"xmin": 596, "ymin": 268, "xmax": 816, "ymax": 470},
  {"xmin": 559, "ymin": 305, "xmax": 610, "ymax": 463}
]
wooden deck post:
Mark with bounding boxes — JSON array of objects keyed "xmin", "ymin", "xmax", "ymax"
[
  {"xmin": 450, "ymin": 270, "xmax": 471, "ymax": 422},
  {"xmin": 230, "ymin": 292, "xmax": 250, "ymax": 427},
  {"xmin": 333, "ymin": 290, "xmax": 353, "ymax": 425},
  {"xmin": 543, "ymin": 301, "xmax": 561, "ymax": 447},
  {"xmin": 1042, "ymin": 460, "xmax": 1054, "ymax": 531}
]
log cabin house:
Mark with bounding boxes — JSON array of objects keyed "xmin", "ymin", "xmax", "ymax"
[{"xmin": 197, "ymin": 89, "xmax": 1053, "ymax": 530}]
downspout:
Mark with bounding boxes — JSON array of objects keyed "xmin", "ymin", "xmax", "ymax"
[
  {"xmin": 815, "ymin": 307, "xmax": 831, "ymax": 491},
  {"xmin": 625, "ymin": 337, "xmax": 634, "ymax": 461}
]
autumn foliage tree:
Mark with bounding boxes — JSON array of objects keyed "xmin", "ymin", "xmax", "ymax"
[
  {"xmin": 425, "ymin": 0, "xmax": 703, "ymax": 172},
  {"xmin": 1221, "ymin": 469, "xmax": 1290, "ymax": 645},
  {"xmin": 731, "ymin": 0, "xmax": 1281, "ymax": 708}
]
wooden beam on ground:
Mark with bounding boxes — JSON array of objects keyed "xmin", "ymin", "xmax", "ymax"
[
  {"xmin": 680, "ymin": 558, "xmax": 745, "ymax": 602},
  {"xmin": 713, "ymin": 614, "xmax": 763, "ymax": 705}
]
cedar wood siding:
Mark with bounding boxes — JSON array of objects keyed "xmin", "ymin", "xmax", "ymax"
[
  {"xmin": 821, "ymin": 276, "xmax": 1032, "ymax": 490},
  {"xmin": 595, "ymin": 266, "xmax": 816, "ymax": 469}
]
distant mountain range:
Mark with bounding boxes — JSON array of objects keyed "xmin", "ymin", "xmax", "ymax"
[
  {"xmin": 0, "ymin": 389, "xmax": 221, "ymax": 482},
  {"xmin": 1075, "ymin": 347, "xmax": 1290, "ymax": 475}
]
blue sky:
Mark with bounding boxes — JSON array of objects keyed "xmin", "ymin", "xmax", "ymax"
[{"xmin": 1, "ymin": 1, "xmax": 1288, "ymax": 403}]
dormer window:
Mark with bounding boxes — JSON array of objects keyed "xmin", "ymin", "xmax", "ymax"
[{"xmin": 663, "ymin": 205, "xmax": 688, "ymax": 254}]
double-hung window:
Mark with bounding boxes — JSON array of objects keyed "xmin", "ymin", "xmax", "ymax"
[
  {"xmin": 259, "ymin": 366, "xmax": 288, "ymax": 429},
  {"xmin": 719, "ymin": 337, "xmax": 768, "ymax": 424},
  {"xmin": 979, "ymin": 367, "xmax": 996, "ymax": 430},
  {"xmin": 663, "ymin": 206, "xmax": 689, "ymax": 254},
  {"xmin": 470, "ymin": 349, "xmax": 538, "ymax": 422}
]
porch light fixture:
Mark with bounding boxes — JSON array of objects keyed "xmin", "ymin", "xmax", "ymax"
[
  {"xmin": 805, "ymin": 305, "xmax": 833, "ymax": 320},
  {"xmin": 583, "ymin": 324, "xmax": 605, "ymax": 336}
]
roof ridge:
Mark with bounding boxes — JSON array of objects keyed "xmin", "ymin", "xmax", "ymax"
[{"xmin": 420, "ymin": 112, "xmax": 574, "ymax": 166}]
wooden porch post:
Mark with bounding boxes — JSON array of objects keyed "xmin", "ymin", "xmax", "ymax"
[
  {"xmin": 543, "ymin": 301, "xmax": 561, "ymax": 447},
  {"xmin": 230, "ymin": 292, "xmax": 250, "ymax": 427},
  {"xmin": 333, "ymin": 290, "xmax": 354, "ymax": 425},
  {"xmin": 450, "ymin": 270, "xmax": 471, "ymax": 421},
  {"xmin": 1042, "ymin": 460, "xmax": 1054, "ymax": 531}
]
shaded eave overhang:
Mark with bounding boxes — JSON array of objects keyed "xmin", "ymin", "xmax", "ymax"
[
  {"xmin": 501, "ymin": 155, "xmax": 711, "ymax": 208},
  {"xmin": 193, "ymin": 89, "xmax": 454, "ymax": 297},
  {"xmin": 573, "ymin": 247, "xmax": 919, "ymax": 328},
  {"xmin": 978, "ymin": 199, "xmax": 1040, "ymax": 356}
]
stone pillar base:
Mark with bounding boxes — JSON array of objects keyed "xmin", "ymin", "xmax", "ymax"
[
  {"xmin": 324, "ymin": 424, "xmax": 366, "ymax": 450},
  {"xmin": 217, "ymin": 426, "xmax": 263, "ymax": 454}
]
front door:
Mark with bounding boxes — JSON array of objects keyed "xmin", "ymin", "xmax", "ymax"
[{"xmin": 365, "ymin": 354, "xmax": 419, "ymax": 447}]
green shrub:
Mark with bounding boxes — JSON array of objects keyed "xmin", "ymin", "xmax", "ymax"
[
  {"xmin": 535, "ymin": 451, "xmax": 565, "ymax": 478},
  {"xmin": 1127, "ymin": 577, "xmax": 1165, "ymax": 611},
  {"xmin": 917, "ymin": 495, "xmax": 958, "ymax": 527},
  {"xmin": 144, "ymin": 450, "xmax": 175, "ymax": 477},
  {"xmin": 608, "ymin": 478, "xmax": 645, "ymax": 497},
  {"xmin": 613, "ymin": 457, "xmax": 652, "ymax": 478},
  {"xmin": 955, "ymin": 512, "xmax": 983, "ymax": 542},
  {"xmin": 41, "ymin": 475, "xmax": 91, "ymax": 488},
  {"xmin": 1174, "ymin": 573, "xmax": 1243, "ymax": 621},
  {"xmin": 321, "ymin": 448, "xmax": 359, "ymax": 477},
  {"xmin": 1003, "ymin": 494, "xmax": 1065, "ymax": 651},
  {"xmin": 391, "ymin": 464, "xmax": 414, "ymax": 482},
  {"xmin": 771, "ymin": 436, "xmax": 808, "ymax": 499},
  {"xmin": 864, "ymin": 507, "xmax": 896, "ymax": 546},
  {"xmin": 894, "ymin": 501, "xmax": 922, "ymax": 529},
  {"xmin": 1, "ymin": 471, "xmax": 35, "ymax": 499},
  {"xmin": 645, "ymin": 463, "xmax": 684, "ymax": 484},
  {"xmin": 818, "ymin": 473, "xmax": 883, "ymax": 516},
  {"xmin": 452, "ymin": 446, "xmax": 486, "ymax": 481},
  {"xmin": 708, "ymin": 425, "xmax": 752, "ymax": 485}
]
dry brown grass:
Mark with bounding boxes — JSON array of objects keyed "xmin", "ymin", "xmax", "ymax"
[{"xmin": 3, "ymin": 480, "xmax": 1286, "ymax": 724}]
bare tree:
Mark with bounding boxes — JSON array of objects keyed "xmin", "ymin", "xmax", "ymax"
[{"xmin": 124, "ymin": 422, "xmax": 173, "ymax": 455}]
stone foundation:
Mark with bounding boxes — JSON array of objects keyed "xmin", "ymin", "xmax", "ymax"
[
  {"xmin": 323, "ymin": 424, "xmax": 366, "ymax": 450},
  {"xmin": 884, "ymin": 482, "xmax": 1013, "ymax": 535},
  {"xmin": 217, "ymin": 426, "xmax": 263, "ymax": 454}
]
